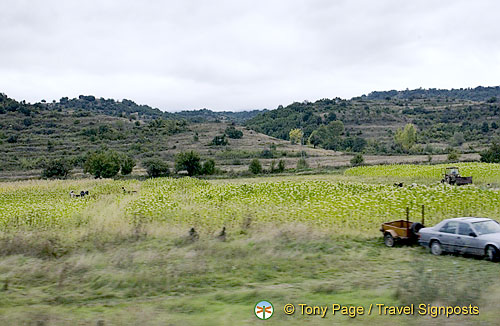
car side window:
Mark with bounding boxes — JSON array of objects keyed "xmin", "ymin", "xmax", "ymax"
[
  {"xmin": 458, "ymin": 222, "xmax": 473, "ymax": 236},
  {"xmin": 440, "ymin": 221, "xmax": 458, "ymax": 234}
]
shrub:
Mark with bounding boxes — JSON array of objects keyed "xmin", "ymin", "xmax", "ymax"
[
  {"xmin": 175, "ymin": 151, "xmax": 202, "ymax": 176},
  {"xmin": 447, "ymin": 150, "xmax": 461, "ymax": 163},
  {"xmin": 480, "ymin": 143, "xmax": 500, "ymax": 163},
  {"xmin": 143, "ymin": 158, "xmax": 170, "ymax": 178},
  {"xmin": 211, "ymin": 135, "xmax": 228, "ymax": 146},
  {"xmin": 41, "ymin": 159, "xmax": 73, "ymax": 179},
  {"xmin": 225, "ymin": 126, "xmax": 243, "ymax": 139},
  {"xmin": 350, "ymin": 153, "xmax": 364, "ymax": 166},
  {"xmin": 202, "ymin": 159, "xmax": 216, "ymax": 175},
  {"xmin": 260, "ymin": 149, "xmax": 274, "ymax": 159},
  {"xmin": 23, "ymin": 118, "xmax": 33, "ymax": 127},
  {"xmin": 6, "ymin": 135, "xmax": 18, "ymax": 143},
  {"xmin": 277, "ymin": 160, "xmax": 286, "ymax": 173},
  {"xmin": 248, "ymin": 158, "xmax": 262, "ymax": 174},
  {"xmin": 270, "ymin": 160, "xmax": 277, "ymax": 173}
]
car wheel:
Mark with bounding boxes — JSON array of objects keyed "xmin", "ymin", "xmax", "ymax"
[
  {"xmin": 486, "ymin": 246, "xmax": 499, "ymax": 262},
  {"xmin": 384, "ymin": 233, "xmax": 395, "ymax": 247},
  {"xmin": 430, "ymin": 241, "xmax": 442, "ymax": 255}
]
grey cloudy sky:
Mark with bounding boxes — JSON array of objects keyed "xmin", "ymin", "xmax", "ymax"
[{"xmin": 1, "ymin": 0, "xmax": 499, "ymax": 111}]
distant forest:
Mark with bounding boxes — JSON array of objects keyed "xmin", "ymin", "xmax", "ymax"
[{"xmin": 361, "ymin": 86, "xmax": 500, "ymax": 101}]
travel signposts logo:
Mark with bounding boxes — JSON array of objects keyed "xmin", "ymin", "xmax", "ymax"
[{"xmin": 255, "ymin": 300, "xmax": 274, "ymax": 320}]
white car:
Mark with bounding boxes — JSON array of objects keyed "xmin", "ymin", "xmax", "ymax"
[{"xmin": 418, "ymin": 217, "xmax": 500, "ymax": 261}]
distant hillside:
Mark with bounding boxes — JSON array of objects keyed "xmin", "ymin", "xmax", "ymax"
[
  {"xmin": 0, "ymin": 93, "xmax": 263, "ymax": 123},
  {"xmin": 0, "ymin": 93, "xmax": 290, "ymax": 174},
  {"xmin": 245, "ymin": 90, "xmax": 500, "ymax": 153},
  {"xmin": 0, "ymin": 93, "xmax": 186, "ymax": 171},
  {"xmin": 2, "ymin": 86, "xmax": 500, "ymax": 175},
  {"xmin": 361, "ymin": 86, "xmax": 500, "ymax": 101},
  {"xmin": 170, "ymin": 108, "xmax": 265, "ymax": 123}
]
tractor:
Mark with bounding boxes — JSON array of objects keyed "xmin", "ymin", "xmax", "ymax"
[{"xmin": 441, "ymin": 167, "xmax": 472, "ymax": 186}]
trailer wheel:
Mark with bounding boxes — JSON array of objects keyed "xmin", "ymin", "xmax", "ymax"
[
  {"xmin": 486, "ymin": 245, "xmax": 499, "ymax": 262},
  {"xmin": 430, "ymin": 240, "xmax": 442, "ymax": 255},
  {"xmin": 384, "ymin": 233, "xmax": 395, "ymax": 247}
]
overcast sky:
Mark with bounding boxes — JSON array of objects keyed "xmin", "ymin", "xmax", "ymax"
[{"xmin": 1, "ymin": 0, "xmax": 499, "ymax": 111}]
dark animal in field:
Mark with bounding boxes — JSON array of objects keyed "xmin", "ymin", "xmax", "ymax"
[
  {"xmin": 217, "ymin": 227, "xmax": 226, "ymax": 241},
  {"xmin": 188, "ymin": 227, "xmax": 199, "ymax": 242},
  {"xmin": 393, "ymin": 183, "xmax": 404, "ymax": 187},
  {"xmin": 70, "ymin": 190, "xmax": 89, "ymax": 198},
  {"xmin": 122, "ymin": 187, "xmax": 137, "ymax": 194}
]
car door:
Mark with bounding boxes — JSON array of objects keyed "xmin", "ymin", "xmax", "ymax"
[
  {"xmin": 437, "ymin": 221, "xmax": 459, "ymax": 252},
  {"xmin": 456, "ymin": 222, "xmax": 479, "ymax": 255}
]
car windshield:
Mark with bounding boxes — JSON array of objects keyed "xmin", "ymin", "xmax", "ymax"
[{"xmin": 472, "ymin": 220, "xmax": 500, "ymax": 235}]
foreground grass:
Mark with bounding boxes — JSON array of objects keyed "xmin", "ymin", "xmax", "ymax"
[{"xmin": 0, "ymin": 223, "xmax": 499, "ymax": 325}]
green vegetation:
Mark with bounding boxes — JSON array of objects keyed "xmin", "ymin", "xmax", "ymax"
[
  {"xmin": 345, "ymin": 162, "xmax": 500, "ymax": 184},
  {"xmin": 289, "ymin": 128, "xmax": 303, "ymax": 145},
  {"xmin": 480, "ymin": 142, "xmax": 500, "ymax": 163},
  {"xmin": 296, "ymin": 157, "xmax": 308, "ymax": 170},
  {"xmin": 248, "ymin": 158, "xmax": 262, "ymax": 174},
  {"xmin": 41, "ymin": 158, "xmax": 73, "ymax": 179},
  {"xmin": 143, "ymin": 158, "xmax": 171, "ymax": 178},
  {"xmin": 224, "ymin": 125, "xmax": 243, "ymax": 139},
  {"xmin": 394, "ymin": 123, "xmax": 417, "ymax": 152},
  {"xmin": 175, "ymin": 151, "xmax": 218, "ymax": 176},
  {"xmin": 350, "ymin": 153, "xmax": 364, "ymax": 166},
  {"xmin": 210, "ymin": 134, "xmax": 228, "ymax": 146},
  {"xmin": 83, "ymin": 150, "xmax": 131, "ymax": 178}
]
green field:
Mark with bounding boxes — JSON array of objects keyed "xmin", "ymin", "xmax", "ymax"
[
  {"xmin": 1, "ymin": 168, "xmax": 500, "ymax": 325},
  {"xmin": 346, "ymin": 162, "xmax": 500, "ymax": 184}
]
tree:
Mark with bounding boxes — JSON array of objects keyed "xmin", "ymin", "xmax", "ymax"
[
  {"xmin": 84, "ymin": 150, "xmax": 122, "ymax": 178},
  {"xmin": 327, "ymin": 120, "xmax": 344, "ymax": 137},
  {"xmin": 41, "ymin": 158, "xmax": 72, "ymax": 179},
  {"xmin": 289, "ymin": 128, "xmax": 303, "ymax": 145},
  {"xmin": 394, "ymin": 123, "xmax": 417, "ymax": 152},
  {"xmin": 175, "ymin": 151, "xmax": 202, "ymax": 176},
  {"xmin": 308, "ymin": 130, "xmax": 321, "ymax": 148},
  {"xmin": 120, "ymin": 155, "xmax": 135, "ymax": 175},
  {"xmin": 248, "ymin": 158, "xmax": 262, "ymax": 174},
  {"xmin": 480, "ymin": 143, "xmax": 500, "ymax": 163},
  {"xmin": 350, "ymin": 153, "xmax": 364, "ymax": 166},
  {"xmin": 143, "ymin": 158, "xmax": 170, "ymax": 178},
  {"xmin": 225, "ymin": 126, "xmax": 243, "ymax": 139},
  {"xmin": 201, "ymin": 159, "xmax": 216, "ymax": 175},
  {"xmin": 308, "ymin": 120, "xmax": 345, "ymax": 150}
]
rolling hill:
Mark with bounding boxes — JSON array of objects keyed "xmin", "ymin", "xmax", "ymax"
[{"xmin": 1, "ymin": 87, "xmax": 498, "ymax": 178}]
